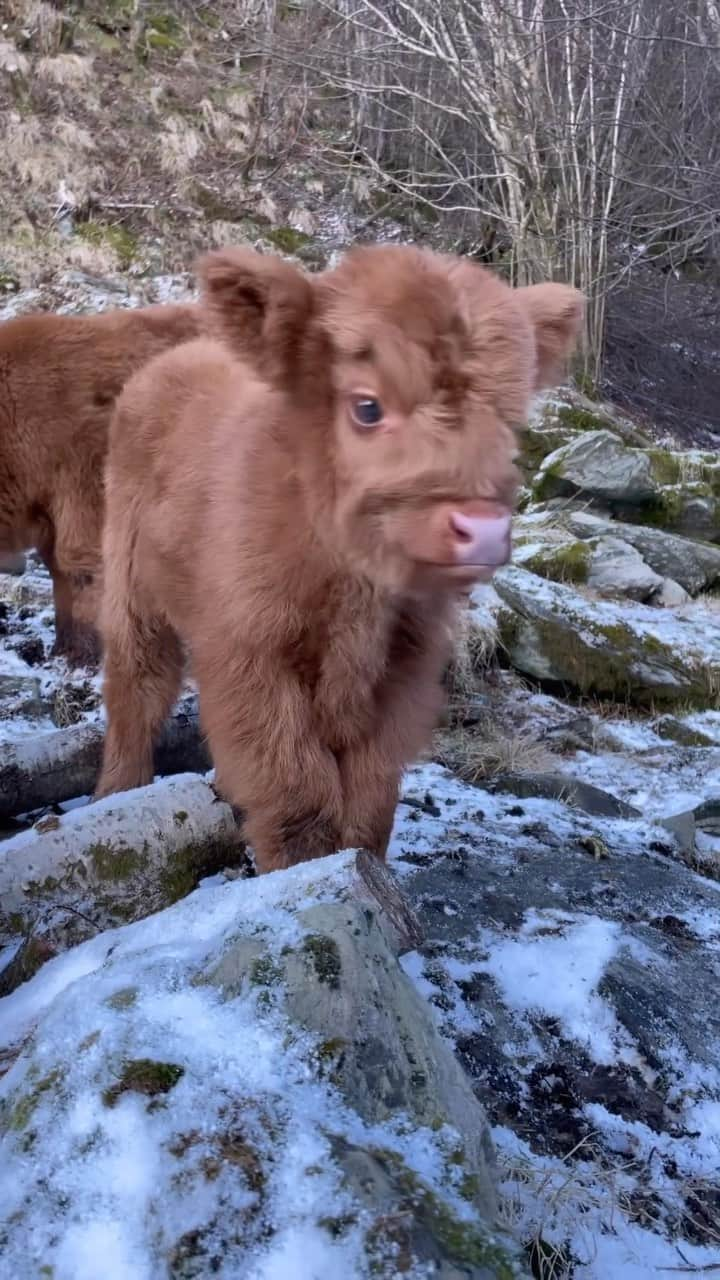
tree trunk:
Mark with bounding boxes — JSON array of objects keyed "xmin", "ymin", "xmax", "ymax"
[
  {"xmin": 0, "ymin": 697, "xmax": 211, "ymax": 822},
  {"xmin": 0, "ymin": 772, "xmax": 245, "ymax": 967}
]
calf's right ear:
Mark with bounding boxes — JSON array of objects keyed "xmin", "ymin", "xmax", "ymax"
[{"xmin": 195, "ymin": 246, "xmax": 314, "ymax": 380}]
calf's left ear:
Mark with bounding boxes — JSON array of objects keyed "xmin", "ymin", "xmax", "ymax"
[{"xmin": 516, "ymin": 283, "xmax": 585, "ymax": 390}]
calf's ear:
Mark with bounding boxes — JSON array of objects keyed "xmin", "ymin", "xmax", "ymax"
[
  {"xmin": 195, "ymin": 246, "xmax": 314, "ymax": 381},
  {"xmin": 516, "ymin": 283, "xmax": 585, "ymax": 390}
]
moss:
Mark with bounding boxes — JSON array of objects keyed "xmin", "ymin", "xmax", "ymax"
[
  {"xmin": 264, "ymin": 225, "xmax": 324, "ymax": 265},
  {"xmin": 173, "ymin": 810, "xmax": 189, "ymax": 827},
  {"xmin": 302, "ymin": 934, "xmax": 342, "ymax": 989},
  {"xmin": 523, "ymin": 540, "xmax": 591, "ymax": 586},
  {"xmin": 633, "ymin": 482, "xmax": 717, "ymax": 534},
  {"xmin": 191, "ymin": 183, "xmax": 243, "ymax": 223},
  {"xmin": 365, "ymin": 1147, "xmax": 518, "ymax": 1277},
  {"xmin": 76, "ymin": 220, "xmax": 138, "ymax": 269},
  {"xmin": 555, "ymin": 405, "xmax": 616, "ymax": 434},
  {"xmin": 249, "ymin": 956, "xmax": 284, "ymax": 987},
  {"xmin": 103, "ymin": 1058, "xmax": 184, "ymax": 1108},
  {"xmin": 530, "ymin": 458, "xmax": 570, "ymax": 503},
  {"xmin": 8, "ymin": 1069, "xmax": 62, "ymax": 1130},
  {"xmin": 646, "ymin": 449, "xmax": 681, "ymax": 486},
  {"xmin": 104, "ymin": 986, "xmax": 138, "ymax": 1010},
  {"xmin": 517, "ymin": 425, "xmax": 578, "ymax": 478},
  {"xmin": 499, "ymin": 609, "xmax": 719, "ymax": 709},
  {"xmin": 88, "ymin": 840, "xmax": 148, "ymax": 883},
  {"xmin": 158, "ymin": 837, "xmax": 233, "ymax": 905}
]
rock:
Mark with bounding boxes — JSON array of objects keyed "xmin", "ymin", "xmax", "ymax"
[
  {"xmin": 533, "ymin": 430, "xmax": 658, "ymax": 505},
  {"xmin": 562, "ymin": 511, "xmax": 720, "ymax": 594},
  {"xmin": 387, "ymin": 763, "xmax": 720, "ymax": 1265},
  {"xmin": 585, "ymin": 536, "xmax": 664, "ymax": 602},
  {"xmin": 645, "ymin": 484, "xmax": 720, "ymax": 543},
  {"xmin": 695, "ymin": 799, "xmax": 720, "ymax": 835},
  {"xmin": 0, "ymin": 849, "xmax": 522, "ymax": 1279},
  {"xmin": 487, "ymin": 771, "xmax": 640, "ymax": 819},
  {"xmin": 0, "ymin": 773, "xmax": 244, "ymax": 954},
  {"xmin": 0, "ymin": 552, "xmax": 26, "ymax": 576},
  {"xmin": 0, "ymin": 674, "xmax": 46, "ymax": 720},
  {"xmin": 654, "ymin": 714, "xmax": 717, "ymax": 747},
  {"xmin": 514, "ymin": 523, "xmax": 667, "ymax": 603},
  {"xmin": 652, "ymin": 577, "xmax": 690, "ymax": 607},
  {"xmin": 533, "ymin": 433, "xmax": 720, "ymax": 542},
  {"xmin": 657, "ymin": 809, "xmax": 696, "ymax": 855},
  {"xmin": 493, "ymin": 566, "xmax": 720, "ymax": 707}
]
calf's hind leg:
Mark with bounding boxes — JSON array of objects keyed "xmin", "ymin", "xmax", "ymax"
[{"xmin": 95, "ymin": 612, "xmax": 184, "ymax": 799}]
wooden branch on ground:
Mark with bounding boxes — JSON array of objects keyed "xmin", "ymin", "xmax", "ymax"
[
  {"xmin": 0, "ymin": 697, "xmax": 211, "ymax": 821},
  {"xmin": 0, "ymin": 772, "xmax": 246, "ymax": 967}
]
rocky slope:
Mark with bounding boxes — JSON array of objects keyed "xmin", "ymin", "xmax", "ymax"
[{"xmin": 0, "ymin": 276, "xmax": 719, "ymax": 1277}]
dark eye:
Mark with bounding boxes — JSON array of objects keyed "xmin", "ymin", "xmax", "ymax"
[{"xmin": 349, "ymin": 395, "xmax": 384, "ymax": 430}]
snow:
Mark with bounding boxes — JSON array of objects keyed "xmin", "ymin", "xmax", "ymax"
[
  {"xmin": 559, "ymin": 746, "xmax": 720, "ymax": 818},
  {"xmin": 0, "ymin": 850, "xmax": 486, "ymax": 1280},
  {"xmin": 388, "ymin": 765, "xmax": 720, "ymax": 1278},
  {"xmin": 480, "ymin": 912, "xmax": 626, "ymax": 1064}
]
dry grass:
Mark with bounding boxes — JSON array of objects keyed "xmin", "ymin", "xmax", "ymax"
[
  {"xmin": 51, "ymin": 681, "xmax": 99, "ymax": 729},
  {"xmin": 435, "ymin": 721, "xmax": 555, "ymax": 784},
  {"xmin": 6, "ymin": 0, "xmax": 64, "ymax": 55},
  {"xmin": 0, "ymin": 38, "xmax": 29, "ymax": 74},
  {"xmin": 445, "ymin": 608, "xmax": 498, "ymax": 710},
  {"xmin": 3, "ymin": 112, "xmax": 103, "ymax": 202},
  {"xmin": 37, "ymin": 52, "xmax": 95, "ymax": 87},
  {"xmin": 159, "ymin": 117, "xmax": 204, "ymax": 174},
  {"xmin": 0, "ymin": 228, "xmax": 123, "ymax": 289}
]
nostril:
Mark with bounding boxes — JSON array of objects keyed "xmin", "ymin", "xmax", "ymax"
[{"xmin": 449, "ymin": 512, "xmax": 475, "ymax": 543}]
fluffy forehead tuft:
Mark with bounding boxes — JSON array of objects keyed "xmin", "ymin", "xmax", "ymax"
[
  {"xmin": 319, "ymin": 244, "xmax": 464, "ymax": 352},
  {"xmin": 316, "ymin": 244, "xmax": 537, "ymax": 416}
]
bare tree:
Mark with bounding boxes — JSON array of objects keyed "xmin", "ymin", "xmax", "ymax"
[{"xmin": 260, "ymin": 0, "xmax": 720, "ymax": 381}]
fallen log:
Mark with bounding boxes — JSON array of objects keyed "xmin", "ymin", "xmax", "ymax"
[
  {"xmin": 0, "ymin": 696, "xmax": 211, "ymax": 821},
  {"xmin": 0, "ymin": 772, "xmax": 246, "ymax": 964}
]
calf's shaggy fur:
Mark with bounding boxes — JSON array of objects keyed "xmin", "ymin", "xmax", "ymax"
[
  {"xmin": 96, "ymin": 244, "xmax": 583, "ymax": 872},
  {"xmin": 0, "ymin": 302, "xmax": 201, "ymax": 664}
]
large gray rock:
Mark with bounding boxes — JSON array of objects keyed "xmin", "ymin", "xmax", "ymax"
[
  {"xmin": 526, "ymin": 509, "xmax": 720, "ymax": 595},
  {"xmin": 387, "ymin": 762, "xmax": 720, "ymax": 1269},
  {"xmin": 585, "ymin": 536, "xmax": 664, "ymax": 601},
  {"xmin": 493, "ymin": 565, "xmax": 720, "ymax": 707},
  {"xmin": 0, "ymin": 849, "xmax": 522, "ymax": 1280},
  {"xmin": 533, "ymin": 430, "xmax": 657, "ymax": 505},
  {"xmin": 533, "ymin": 433, "xmax": 720, "ymax": 542}
]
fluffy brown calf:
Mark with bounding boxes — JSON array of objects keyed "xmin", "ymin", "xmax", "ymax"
[
  {"xmin": 96, "ymin": 244, "xmax": 584, "ymax": 872},
  {"xmin": 0, "ymin": 301, "xmax": 202, "ymax": 664}
]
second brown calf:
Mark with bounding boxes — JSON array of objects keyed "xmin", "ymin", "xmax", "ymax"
[
  {"xmin": 96, "ymin": 244, "xmax": 584, "ymax": 872},
  {"xmin": 0, "ymin": 301, "xmax": 202, "ymax": 665}
]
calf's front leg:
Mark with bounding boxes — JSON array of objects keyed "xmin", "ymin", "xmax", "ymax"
[
  {"xmin": 197, "ymin": 649, "xmax": 345, "ymax": 874},
  {"xmin": 339, "ymin": 611, "xmax": 452, "ymax": 857}
]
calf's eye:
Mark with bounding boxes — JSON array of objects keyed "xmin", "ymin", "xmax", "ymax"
[{"xmin": 349, "ymin": 395, "xmax": 384, "ymax": 430}]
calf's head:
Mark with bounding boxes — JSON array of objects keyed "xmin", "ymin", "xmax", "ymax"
[{"xmin": 198, "ymin": 244, "xmax": 584, "ymax": 593}]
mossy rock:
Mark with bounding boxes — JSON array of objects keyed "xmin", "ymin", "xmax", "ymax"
[
  {"xmin": 494, "ymin": 566, "xmax": 720, "ymax": 709},
  {"xmin": 520, "ymin": 539, "xmax": 591, "ymax": 585},
  {"xmin": 103, "ymin": 1058, "xmax": 184, "ymax": 1107},
  {"xmin": 541, "ymin": 397, "xmax": 652, "ymax": 447},
  {"xmin": 516, "ymin": 425, "xmax": 580, "ymax": 479},
  {"xmin": 628, "ymin": 483, "xmax": 720, "ymax": 543}
]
